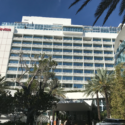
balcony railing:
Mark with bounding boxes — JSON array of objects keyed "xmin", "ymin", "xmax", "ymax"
[
  {"xmin": 13, "ymin": 37, "xmax": 22, "ymax": 40},
  {"xmin": 8, "ymin": 63, "xmax": 18, "ymax": 67},
  {"xmin": 12, "ymin": 43, "xmax": 22, "ymax": 47}
]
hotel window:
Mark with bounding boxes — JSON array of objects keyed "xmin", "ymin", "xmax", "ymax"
[
  {"xmin": 44, "ymin": 36, "xmax": 53, "ymax": 39},
  {"xmin": 95, "ymin": 64, "xmax": 104, "ymax": 67},
  {"xmin": 11, "ymin": 47, "xmax": 20, "ymax": 50},
  {"xmin": 94, "ymin": 51, "xmax": 102, "ymax": 54},
  {"xmin": 54, "ymin": 43, "xmax": 62, "ymax": 46},
  {"xmin": 22, "ymin": 41, "xmax": 32, "ymax": 44},
  {"xmin": 83, "ymin": 44, "xmax": 92, "ymax": 47},
  {"xmin": 94, "ymin": 57, "xmax": 103, "ymax": 60},
  {"xmin": 13, "ymin": 41, "xmax": 21, "ymax": 44},
  {"xmin": 104, "ymin": 51, "xmax": 112, "ymax": 54},
  {"xmin": 53, "ymin": 55, "xmax": 62, "ymax": 58},
  {"xmin": 20, "ymin": 60, "xmax": 29, "ymax": 64},
  {"xmin": 103, "ymin": 39, "xmax": 111, "ymax": 42},
  {"xmin": 53, "ymin": 49, "xmax": 62, "ymax": 52},
  {"xmin": 112, "ymin": 39, "xmax": 115, "ymax": 42},
  {"xmin": 31, "ymin": 54, "xmax": 40, "ymax": 58},
  {"xmin": 55, "ymin": 76, "xmax": 61, "ymax": 80},
  {"xmin": 73, "ymin": 38, "xmax": 82, "ymax": 41},
  {"xmin": 22, "ymin": 47, "xmax": 31, "ymax": 51},
  {"xmin": 74, "ymin": 77, "xmax": 83, "ymax": 81},
  {"xmin": 103, "ymin": 45, "xmax": 112, "ymax": 48},
  {"xmin": 84, "ymin": 57, "xmax": 93, "ymax": 60},
  {"xmin": 18, "ymin": 67, "xmax": 26, "ymax": 71},
  {"xmin": 84, "ymin": 50, "xmax": 92, "ymax": 53},
  {"xmin": 63, "ymin": 37, "xmax": 72, "ymax": 40},
  {"xmin": 23, "ymin": 35, "xmax": 32, "ymax": 38},
  {"xmin": 32, "ymin": 48, "xmax": 41, "ymax": 51},
  {"xmin": 84, "ymin": 70, "xmax": 94, "ymax": 74},
  {"xmin": 74, "ymin": 56, "xmax": 82, "ymax": 59},
  {"xmin": 63, "ymin": 27, "xmax": 83, "ymax": 32},
  {"xmin": 7, "ymin": 74, "xmax": 16, "ymax": 78},
  {"xmin": 63, "ymin": 76, "xmax": 72, "ymax": 80},
  {"xmin": 63, "ymin": 84, "xmax": 72, "ymax": 88},
  {"xmin": 93, "ymin": 44, "xmax": 102, "ymax": 48},
  {"xmin": 43, "ymin": 42, "xmax": 52, "ymax": 45},
  {"xmin": 85, "ymin": 77, "xmax": 91, "ymax": 81},
  {"xmin": 43, "ymin": 48, "xmax": 52, "ymax": 52},
  {"xmin": 93, "ymin": 38, "xmax": 101, "ymax": 41},
  {"xmin": 63, "ymin": 43, "xmax": 72, "ymax": 46},
  {"xmin": 23, "ymin": 54, "xmax": 30, "ymax": 57},
  {"xmin": 57, "ymin": 62, "xmax": 62, "ymax": 65},
  {"xmin": 30, "ymin": 61, "xmax": 39, "ymax": 65},
  {"xmin": 8, "ymin": 67, "xmax": 17, "ymax": 71},
  {"xmin": 105, "ymin": 64, "xmax": 114, "ymax": 67},
  {"xmin": 54, "ymin": 69, "xmax": 62, "ymax": 72},
  {"xmin": 74, "ymin": 70, "xmax": 83, "ymax": 73},
  {"xmin": 74, "ymin": 50, "xmax": 82, "ymax": 53},
  {"xmin": 105, "ymin": 57, "xmax": 113, "ymax": 61},
  {"xmin": 63, "ymin": 62, "xmax": 72, "ymax": 66},
  {"xmin": 10, "ymin": 53, "xmax": 19, "ymax": 57},
  {"xmin": 63, "ymin": 56, "xmax": 72, "ymax": 59},
  {"xmin": 63, "ymin": 49, "xmax": 72, "ymax": 53},
  {"xmin": 73, "ymin": 44, "xmax": 82, "ymax": 47},
  {"xmin": 9, "ymin": 60, "xmax": 18, "ymax": 64},
  {"xmin": 30, "ymin": 68, "xmax": 34, "ymax": 72},
  {"xmin": 74, "ymin": 63, "xmax": 83, "ymax": 66},
  {"xmin": 84, "ymin": 63, "xmax": 93, "ymax": 67},
  {"xmin": 63, "ymin": 69, "xmax": 72, "ymax": 73},
  {"xmin": 74, "ymin": 84, "xmax": 83, "ymax": 88},
  {"xmin": 34, "ymin": 36, "xmax": 42, "ymax": 39},
  {"xmin": 33, "ymin": 42, "xmax": 42, "ymax": 45}
]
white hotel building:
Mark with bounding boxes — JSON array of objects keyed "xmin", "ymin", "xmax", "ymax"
[{"xmin": 0, "ymin": 16, "xmax": 119, "ymax": 120}]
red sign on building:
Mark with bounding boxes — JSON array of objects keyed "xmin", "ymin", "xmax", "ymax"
[{"xmin": 0, "ymin": 28, "xmax": 11, "ymax": 31}]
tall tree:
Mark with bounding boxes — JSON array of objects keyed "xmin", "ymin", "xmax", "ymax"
[
  {"xmin": 83, "ymin": 80, "xmax": 101, "ymax": 121},
  {"xmin": 15, "ymin": 53, "xmax": 61, "ymax": 125},
  {"xmin": 92, "ymin": 68, "xmax": 114, "ymax": 118},
  {"xmin": 69, "ymin": 0, "xmax": 125, "ymax": 27},
  {"xmin": 111, "ymin": 63, "xmax": 125, "ymax": 119}
]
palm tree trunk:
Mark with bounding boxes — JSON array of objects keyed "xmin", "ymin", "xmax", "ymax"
[
  {"xmin": 96, "ymin": 92, "xmax": 101, "ymax": 121},
  {"xmin": 104, "ymin": 89, "xmax": 110, "ymax": 118}
]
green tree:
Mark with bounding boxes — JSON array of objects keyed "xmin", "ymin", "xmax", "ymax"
[
  {"xmin": 83, "ymin": 80, "xmax": 101, "ymax": 121},
  {"xmin": 69, "ymin": 0, "xmax": 125, "ymax": 27},
  {"xmin": 111, "ymin": 63, "xmax": 125, "ymax": 119},
  {"xmin": 15, "ymin": 54, "xmax": 61, "ymax": 125},
  {"xmin": 92, "ymin": 68, "xmax": 114, "ymax": 118}
]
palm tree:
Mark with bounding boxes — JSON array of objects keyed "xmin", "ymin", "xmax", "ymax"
[
  {"xmin": 0, "ymin": 75, "xmax": 6, "ymax": 92},
  {"xmin": 69, "ymin": 0, "xmax": 125, "ymax": 27},
  {"xmin": 83, "ymin": 80, "xmax": 101, "ymax": 121},
  {"xmin": 92, "ymin": 68, "xmax": 114, "ymax": 118}
]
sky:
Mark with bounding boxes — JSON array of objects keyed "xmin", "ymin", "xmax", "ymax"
[{"xmin": 0, "ymin": 0, "xmax": 122, "ymax": 27}]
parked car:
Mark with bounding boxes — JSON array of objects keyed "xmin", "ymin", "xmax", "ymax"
[{"xmin": 96, "ymin": 118, "xmax": 125, "ymax": 125}]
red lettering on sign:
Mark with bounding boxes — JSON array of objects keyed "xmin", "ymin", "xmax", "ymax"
[{"xmin": 0, "ymin": 28, "xmax": 11, "ymax": 31}]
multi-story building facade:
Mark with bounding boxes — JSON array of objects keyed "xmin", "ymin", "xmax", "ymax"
[{"xmin": 0, "ymin": 16, "xmax": 120, "ymax": 120}]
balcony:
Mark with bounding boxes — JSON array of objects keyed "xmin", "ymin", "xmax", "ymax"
[
  {"xmin": 22, "ymin": 44, "xmax": 31, "ymax": 47},
  {"xmin": 83, "ymin": 41, "xmax": 93, "ymax": 44},
  {"xmin": 53, "ymin": 58, "xmax": 63, "ymax": 62},
  {"xmin": 73, "ymin": 46, "xmax": 82, "ymax": 49},
  {"xmin": 63, "ymin": 66, "xmax": 72, "ymax": 68},
  {"xmin": 93, "ymin": 41, "xmax": 103, "ymax": 44},
  {"xmin": 84, "ymin": 53, "xmax": 93, "ymax": 56},
  {"xmin": 33, "ymin": 38, "xmax": 42, "ymax": 41},
  {"xmin": 42, "ymin": 45, "xmax": 52, "ymax": 48},
  {"xmin": 84, "ymin": 60, "xmax": 94, "ymax": 63},
  {"xmin": 43, "ymin": 51, "xmax": 52, "ymax": 54},
  {"xmin": 103, "ymin": 42, "xmax": 112, "ymax": 44},
  {"xmin": 55, "ymin": 72, "xmax": 63, "ymax": 75},
  {"xmin": 73, "ymin": 40, "xmax": 83, "ymax": 43},
  {"xmin": 56, "ymin": 65, "xmax": 63, "ymax": 68},
  {"xmin": 32, "ymin": 44, "xmax": 42, "ymax": 47},
  {"xmin": 53, "ymin": 52, "xmax": 62, "ymax": 55},
  {"xmin": 73, "ymin": 53, "xmax": 83, "ymax": 55},
  {"xmin": 104, "ymin": 54, "xmax": 114, "ymax": 57},
  {"xmin": 12, "ymin": 43, "xmax": 22, "ymax": 47},
  {"xmin": 93, "ymin": 47, "xmax": 102, "ymax": 50},
  {"xmin": 84, "ymin": 73, "xmax": 94, "ymax": 77},
  {"xmin": 23, "ymin": 37, "xmax": 33, "ymax": 41},
  {"xmin": 8, "ymin": 63, "xmax": 18, "ymax": 67},
  {"xmin": 62, "ymin": 80, "xmax": 73, "ymax": 83},
  {"xmin": 63, "ymin": 59, "xmax": 72, "ymax": 62},
  {"xmin": 63, "ymin": 40, "xmax": 72, "ymax": 43},
  {"xmin": 73, "ymin": 66, "xmax": 83, "ymax": 69},
  {"xmin": 94, "ymin": 60, "xmax": 104, "ymax": 63},
  {"xmin": 10, "ymin": 56, "xmax": 19, "ymax": 60},
  {"xmin": 94, "ymin": 54, "xmax": 103, "ymax": 56},
  {"xmin": 63, "ymin": 52, "xmax": 72, "ymax": 55},
  {"xmin": 73, "ymin": 59, "xmax": 83, "ymax": 62},
  {"xmin": 105, "ymin": 67, "xmax": 114, "ymax": 70},
  {"xmin": 63, "ymin": 73, "xmax": 73, "ymax": 75},
  {"xmin": 83, "ymin": 47, "xmax": 92, "ymax": 50},
  {"xmin": 103, "ymin": 47, "xmax": 113, "ymax": 50},
  {"xmin": 73, "ymin": 73, "xmax": 83, "ymax": 76},
  {"xmin": 84, "ymin": 67, "xmax": 94, "ymax": 69},
  {"xmin": 11, "ymin": 50, "xmax": 21, "ymax": 53},
  {"xmin": 13, "ymin": 37, "xmax": 22, "ymax": 40},
  {"xmin": 7, "ymin": 71, "xmax": 17, "ymax": 74},
  {"xmin": 53, "ymin": 39, "xmax": 62, "ymax": 42},
  {"xmin": 53, "ymin": 45, "xmax": 62, "ymax": 48},
  {"xmin": 22, "ymin": 50, "xmax": 31, "ymax": 53},
  {"xmin": 43, "ymin": 39, "xmax": 53, "ymax": 42},
  {"xmin": 105, "ymin": 60, "xmax": 114, "ymax": 63},
  {"xmin": 73, "ymin": 80, "xmax": 83, "ymax": 83},
  {"xmin": 63, "ymin": 46, "xmax": 72, "ymax": 49},
  {"xmin": 95, "ymin": 67, "xmax": 104, "ymax": 69}
]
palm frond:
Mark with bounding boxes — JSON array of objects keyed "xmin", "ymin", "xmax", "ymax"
[
  {"xmin": 119, "ymin": 0, "xmax": 125, "ymax": 15},
  {"xmin": 93, "ymin": 0, "xmax": 112, "ymax": 25},
  {"xmin": 103, "ymin": 0, "xmax": 120, "ymax": 25},
  {"xmin": 76, "ymin": 0, "xmax": 91, "ymax": 14},
  {"xmin": 121, "ymin": 14, "xmax": 125, "ymax": 29},
  {"xmin": 69, "ymin": 0, "xmax": 80, "ymax": 9}
]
